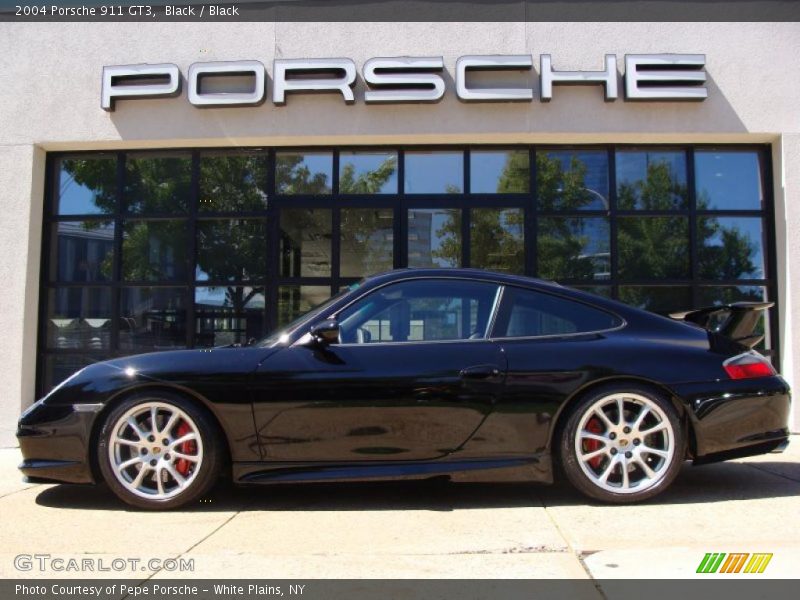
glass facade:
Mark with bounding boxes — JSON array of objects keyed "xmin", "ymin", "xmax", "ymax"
[{"xmin": 40, "ymin": 146, "xmax": 776, "ymax": 393}]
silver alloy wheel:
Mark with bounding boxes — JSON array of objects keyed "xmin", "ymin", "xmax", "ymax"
[
  {"xmin": 574, "ymin": 392, "xmax": 674, "ymax": 494},
  {"xmin": 108, "ymin": 401, "xmax": 204, "ymax": 500}
]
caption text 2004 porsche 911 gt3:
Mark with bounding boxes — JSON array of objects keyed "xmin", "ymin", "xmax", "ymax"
[{"xmin": 18, "ymin": 269, "xmax": 790, "ymax": 509}]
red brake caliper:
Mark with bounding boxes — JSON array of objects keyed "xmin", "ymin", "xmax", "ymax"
[
  {"xmin": 174, "ymin": 421, "xmax": 196, "ymax": 476},
  {"xmin": 584, "ymin": 417, "xmax": 604, "ymax": 469}
]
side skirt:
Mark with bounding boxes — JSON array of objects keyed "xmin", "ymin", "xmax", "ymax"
[{"xmin": 232, "ymin": 456, "xmax": 552, "ymax": 485}]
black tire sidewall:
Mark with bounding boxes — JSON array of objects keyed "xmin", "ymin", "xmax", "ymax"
[
  {"xmin": 97, "ymin": 392, "xmax": 222, "ymax": 510},
  {"xmin": 559, "ymin": 384, "xmax": 685, "ymax": 504}
]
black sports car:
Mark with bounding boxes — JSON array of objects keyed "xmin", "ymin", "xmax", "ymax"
[{"xmin": 18, "ymin": 269, "xmax": 791, "ymax": 509}]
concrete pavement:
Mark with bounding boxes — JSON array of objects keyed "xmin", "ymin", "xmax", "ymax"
[{"xmin": 0, "ymin": 437, "xmax": 797, "ymax": 583}]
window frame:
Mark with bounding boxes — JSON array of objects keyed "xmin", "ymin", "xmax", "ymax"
[
  {"xmin": 332, "ymin": 276, "xmax": 504, "ymax": 347},
  {"xmin": 489, "ymin": 284, "xmax": 626, "ymax": 341}
]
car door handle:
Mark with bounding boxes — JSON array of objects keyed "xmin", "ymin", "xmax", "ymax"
[{"xmin": 460, "ymin": 364, "xmax": 502, "ymax": 380}]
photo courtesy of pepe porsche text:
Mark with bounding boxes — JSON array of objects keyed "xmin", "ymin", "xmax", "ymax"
[{"xmin": 14, "ymin": 582, "xmax": 304, "ymax": 598}]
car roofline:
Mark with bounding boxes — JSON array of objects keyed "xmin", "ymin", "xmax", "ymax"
[{"xmin": 360, "ymin": 268, "xmax": 563, "ymax": 290}]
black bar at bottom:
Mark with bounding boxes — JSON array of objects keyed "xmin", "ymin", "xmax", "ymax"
[{"xmin": 3, "ymin": 579, "xmax": 798, "ymax": 600}]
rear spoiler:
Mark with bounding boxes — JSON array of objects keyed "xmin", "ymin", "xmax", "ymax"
[{"xmin": 669, "ymin": 302, "xmax": 773, "ymax": 349}]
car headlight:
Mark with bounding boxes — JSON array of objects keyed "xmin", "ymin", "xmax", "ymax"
[
  {"xmin": 19, "ymin": 398, "xmax": 44, "ymax": 420},
  {"xmin": 46, "ymin": 367, "xmax": 86, "ymax": 398},
  {"xmin": 22, "ymin": 367, "xmax": 87, "ymax": 417}
]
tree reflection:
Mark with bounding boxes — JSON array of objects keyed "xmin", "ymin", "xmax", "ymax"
[
  {"xmin": 339, "ymin": 155, "xmax": 396, "ymax": 194},
  {"xmin": 275, "ymin": 153, "xmax": 331, "ymax": 194},
  {"xmin": 696, "ymin": 214, "xmax": 759, "ymax": 280},
  {"xmin": 199, "ymin": 154, "xmax": 268, "ymax": 212},
  {"xmin": 617, "ymin": 159, "xmax": 687, "ymax": 210},
  {"xmin": 537, "ymin": 154, "xmax": 609, "ymax": 280},
  {"xmin": 125, "ymin": 155, "xmax": 192, "ymax": 213},
  {"xmin": 61, "ymin": 158, "xmax": 117, "ymax": 210},
  {"xmin": 617, "ymin": 160, "xmax": 758, "ymax": 312},
  {"xmin": 537, "ymin": 152, "xmax": 607, "ymax": 211},
  {"xmin": 280, "ymin": 209, "xmax": 332, "ymax": 278},
  {"xmin": 428, "ymin": 209, "xmax": 462, "ymax": 268},
  {"xmin": 339, "ymin": 157, "xmax": 396, "ymax": 275},
  {"xmin": 341, "ymin": 209, "xmax": 394, "ymax": 277},
  {"xmin": 62, "ymin": 149, "xmax": 765, "ymax": 332},
  {"xmin": 470, "ymin": 209, "xmax": 524, "ymax": 274},
  {"xmin": 432, "ymin": 152, "xmax": 761, "ymax": 315}
]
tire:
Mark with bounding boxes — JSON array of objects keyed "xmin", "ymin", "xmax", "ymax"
[
  {"xmin": 558, "ymin": 384, "xmax": 685, "ymax": 503},
  {"xmin": 98, "ymin": 392, "xmax": 223, "ymax": 510}
]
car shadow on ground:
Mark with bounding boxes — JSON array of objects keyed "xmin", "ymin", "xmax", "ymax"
[{"xmin": 33, "ymin": 460, "xmax": 799, "ymax": 513}]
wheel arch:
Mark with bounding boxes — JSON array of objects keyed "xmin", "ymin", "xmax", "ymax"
[
  {"xmin": 88, "ymin": 383, "xmax": 232, "ymax": 483},
  {"xmin": 548, "ymin": 376, "xmax": 695, "ymax": 459}
]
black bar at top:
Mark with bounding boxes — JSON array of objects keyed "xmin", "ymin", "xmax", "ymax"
[{"xmin": 1, "ymin": 1, "xmax": 799, "ymax": 22}]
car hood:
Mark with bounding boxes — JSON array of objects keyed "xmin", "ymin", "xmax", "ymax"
[
  {"xmin": 42, "ymin": 346, "xmax": 283, "ymax": 406},
  {"xmin": 103, "ymin": 346, "xmax": 280, "ymax": 376}
]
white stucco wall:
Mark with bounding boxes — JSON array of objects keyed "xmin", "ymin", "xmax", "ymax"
[
  {"xmin": 0, "ymin": 22, "xmax": 798, "ymax": 443},
  {"xmin": 0, "ymin": 145, "xmax": 45, "ymax": 445},
  {"xmin": 775, "ymin": 134, "xmax": 800, "ymax": 431},
  {"xmin": 0, "ymin": 23, "xmax": 798, "ymax": 147}
]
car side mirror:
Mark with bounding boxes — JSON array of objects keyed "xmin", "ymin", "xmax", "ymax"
[{"xmin": 309, "ymin": 319, "xmax": 340, "ymax": 346}]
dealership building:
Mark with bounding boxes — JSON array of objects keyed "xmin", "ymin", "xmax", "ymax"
[{"xmin": 0, "ymin": 19, "xmax": 799, "ymax": 445}]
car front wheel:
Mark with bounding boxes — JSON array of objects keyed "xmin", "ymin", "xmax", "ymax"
[
  {"xmin": 98, "ymin": 393, "xmax": 222, "ymax": 510},
  {"xmin": 559, "ymin": 385, "xmax": 684, "ymax": 503}
]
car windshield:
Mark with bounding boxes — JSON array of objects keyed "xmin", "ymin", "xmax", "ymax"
[{"xmin": 256, "ymin": 283, "xmax": 361, "ymax": 347}]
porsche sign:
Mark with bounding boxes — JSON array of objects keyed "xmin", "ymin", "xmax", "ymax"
[{"xmin": 101, "ymin": 53, "xmax": 707, "ymax": 111}]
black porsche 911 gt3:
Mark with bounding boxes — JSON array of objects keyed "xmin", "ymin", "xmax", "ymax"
[{"xmin": 18, "ymin": 269, "xmax": 791, "ymax": 509}]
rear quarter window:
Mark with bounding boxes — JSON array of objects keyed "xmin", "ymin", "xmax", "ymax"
[{"xmin": 495, "ymin": 287, "xmax": 622, "ymax": 338}]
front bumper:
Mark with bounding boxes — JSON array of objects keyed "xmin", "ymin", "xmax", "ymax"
[
  {"xmin": 671, "ymin": 376, "xmax": 791, "ymax": 462},
  {"xmin": 17, "ymin": 402, "xmax": 99, "ymax": 484}
]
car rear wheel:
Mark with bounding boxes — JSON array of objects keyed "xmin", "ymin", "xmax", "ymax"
[
  {"xmin": 559, "ymin": 385, "xmax": 684, "ymax": 503},
  {"xmin": 98, "ymin": 393, "xmax": 222, "ymax": 510}
]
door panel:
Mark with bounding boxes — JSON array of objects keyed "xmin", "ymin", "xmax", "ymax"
[{"xmin": 252, "ymin": 341, "xmax": 506, "ymax": 461}]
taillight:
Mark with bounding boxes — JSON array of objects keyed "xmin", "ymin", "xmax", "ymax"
[{"xmin": 723, "ymin": 351, "xmax": 776, "ymax": 380}]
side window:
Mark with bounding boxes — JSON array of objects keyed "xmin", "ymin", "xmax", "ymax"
[
  {"xmin": 496, "ymin": 287, "xmax": 621, "ymax": 338},
  {"xmin": 338, "ymin": 279, "xmax": 500, "ymax": 344}
]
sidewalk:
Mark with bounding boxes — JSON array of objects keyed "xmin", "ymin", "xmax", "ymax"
[{"xmin": 0, "ymin": 437, "xmax": 797, "ymax": 583}]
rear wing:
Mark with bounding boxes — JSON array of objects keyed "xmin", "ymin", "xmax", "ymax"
[{"xmin": 669, "ymin": 302, "xmax": 773, "ymax": 349}]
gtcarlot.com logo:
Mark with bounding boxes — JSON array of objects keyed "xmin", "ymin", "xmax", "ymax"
[
  {"xmin": 14, "ymin": 553, "xmax": 194, "ymax": 573},
  {"xmin": 696, "ymin": 552, "xmax": 773, "ymax": 574}
]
